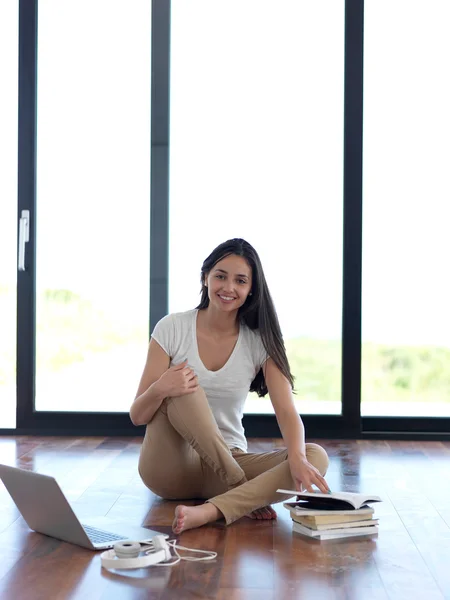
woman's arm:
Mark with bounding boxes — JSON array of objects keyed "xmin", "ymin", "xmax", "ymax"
[
  {"xmin": 264, "ymin": 358, "xmax": 330, "ymax": 493},
  {"xmin": 130, "ymin": 340, "xmax": 199, "ymax": 426},
  {"xmin": 129, "ymin": 339, "xmax": 171, "ymax": 426},
  {"xmin": 263, "ymin": 358, "xmax": 306, "ymax": 458}
]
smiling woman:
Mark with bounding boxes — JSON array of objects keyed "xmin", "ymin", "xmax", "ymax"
[
  {"xmin": 195, "ymin": 256, "xmax": 250, "ymax": 371},
  {"xmin": 204, "ymin": 258, "xmax": 252, "ymax": 308},
  {"xmin": 131, "ymin": 237, "xmax": 330, "ymax": 534}
]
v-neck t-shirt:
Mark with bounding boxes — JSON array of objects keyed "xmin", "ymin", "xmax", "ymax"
[{"xmin": 151, "ymin": 309, "xmax": 269, "ymax": 452}]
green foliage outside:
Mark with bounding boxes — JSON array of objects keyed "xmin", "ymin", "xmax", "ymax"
[
  {"xmin": 35, "ymin": 288, "xmax": 144, "ymax": 371},
  {"xmin": 1, "ymin": 286, "xmax": 450, "ymax": 404},
  {"xmin": 0, "ymin": 286, "xmax": 144, "ymax": 385},
  {"xmin": 286, "ymin": 337, "xmax": 341, "ymax": 401},
  {"xmin": 361, "ymin": 342, "xmax": 450, "ymax": 404}
]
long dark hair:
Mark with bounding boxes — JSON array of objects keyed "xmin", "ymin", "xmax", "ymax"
[{"xmin": 195, "ymin": 238, "xmax": 295, "ymax": 397}]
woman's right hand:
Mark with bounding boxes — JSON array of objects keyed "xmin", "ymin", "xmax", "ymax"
[{"xmin": 157, "ymin": 359, "xmax": 199, "ymax": 398}]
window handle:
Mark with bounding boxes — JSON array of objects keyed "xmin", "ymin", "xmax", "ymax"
[{"xmin": 18, "ymin": 209, "xmax": 30, "ymax": 272}]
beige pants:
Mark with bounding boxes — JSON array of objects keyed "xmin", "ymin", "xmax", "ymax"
[{"xmin": 138, "ymin": 388, "xmax": 329, "ymax": 525}]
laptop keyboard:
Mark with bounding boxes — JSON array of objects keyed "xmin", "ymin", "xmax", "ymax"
[{"xmin": 82, "ymin": 524, "xmax": 127, "ymax": 544}]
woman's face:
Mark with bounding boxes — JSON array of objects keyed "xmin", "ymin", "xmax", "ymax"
[{"xmin": 205, "ymin": 254, "xmax": 253, "ymax": 311}]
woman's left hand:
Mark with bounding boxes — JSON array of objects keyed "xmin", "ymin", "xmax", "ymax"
[{"xmin": 288, "ymin": 454, "xmax": 330, "ymax": 494}]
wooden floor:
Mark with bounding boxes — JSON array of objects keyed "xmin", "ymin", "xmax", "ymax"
[{"xmin": 0, "ymin": 436, "xmax": 449, "ymax": 600}]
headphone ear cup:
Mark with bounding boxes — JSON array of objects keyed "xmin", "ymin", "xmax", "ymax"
[
  {"xmin": 100, "ymin": 542, "xmax": 167, "ymax": 570},
  {"xmin": 114, "ymin": 541, "xmax": 141, "ymax": 559}
]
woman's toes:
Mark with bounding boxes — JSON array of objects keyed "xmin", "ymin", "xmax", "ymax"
[
  {"xmin": 246, "ymin": 506, "xmax": 278, "ymax": 520},
  {"xmin": 172, "ymin": 505, "xmax": 187, "ymax": 533}
]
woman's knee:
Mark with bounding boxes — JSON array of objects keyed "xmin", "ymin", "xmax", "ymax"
[
  {"xmin": 305, "ymin": 443, "xmax": 329, "ymax": 476},
  {"xmin": 164, "ymin": 386, "xmax": 208, "ymax": 411}
]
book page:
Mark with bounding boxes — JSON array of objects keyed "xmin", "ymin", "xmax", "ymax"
[{"xmin": 277, "ymin": 489, "xmax": 382, "ymax": 509}]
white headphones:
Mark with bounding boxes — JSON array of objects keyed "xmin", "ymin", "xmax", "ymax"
[{"xmin": 101, "ymin": 534, "xmax": 217, "ymax": 570}]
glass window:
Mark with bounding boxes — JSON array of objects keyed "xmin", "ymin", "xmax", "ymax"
[
  {"xmin": 35, "ymin": 0, "xmax": 151, "ymax": 412},
  {"xmin": 169, "ymin": 1, "xmax": 345, "ymax": 415},
  {"xmin": 0, "ymin": 1, "xmax": 18, "ymax": 428},
  {"xmin": 362, "ymin": 1, "xmax": 450, "ymax": 417}
]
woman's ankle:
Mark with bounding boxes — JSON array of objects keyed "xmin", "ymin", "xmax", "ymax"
[{"xmin": 203, "ymin": 502, "xmax": 223, "ymax": 522}]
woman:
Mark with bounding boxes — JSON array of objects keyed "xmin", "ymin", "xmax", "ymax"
[{"xmin": 130, "ymin": 238, "xmax": 330, "ymax": 534}]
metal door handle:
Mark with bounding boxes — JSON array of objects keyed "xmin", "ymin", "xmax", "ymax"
[{"xmin": 18, "ymin": 209, "xmax": 30, "ymax": 271}]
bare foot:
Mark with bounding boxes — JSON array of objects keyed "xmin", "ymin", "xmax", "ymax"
[
  {"xmin": 172, "ymin": 503, "xmax": 222, "ymax": 535},
  {"xmin": 246, "ymin": 505, "xmax": 277, "ymax": 520}
]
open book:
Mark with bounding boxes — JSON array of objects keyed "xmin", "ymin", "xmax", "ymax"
[{"xmin": 277, "ymin": 489, "xmax": 382, "ymax": 510}]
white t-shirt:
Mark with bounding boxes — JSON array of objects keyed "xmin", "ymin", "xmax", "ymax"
[{"xmin": 151, "ymin": 308, "xmax": 269, "ymax": 452}]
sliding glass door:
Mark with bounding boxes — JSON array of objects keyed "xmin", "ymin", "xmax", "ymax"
[
  {"xmin": 362, "ymin": 0, "xmax": 450, "ymax": 426},
  {"xmin": 169, "ymin": 0, "xmax": 346, "ymax": 418},
  {"xmin": 13, "ymin": 0, "xmax": 362, "ymax": 437},
  {"xmin": 10, "ymin": 0, "xmax": 448, "ymax": 438},
  {"xmin": 0, "ymin": 0, "xmax": 19, "ymax": 429},
  {"xmin": 14, "ymin": 0, "xmax": 156, "ymax": 433},
  {"xmin": 34, "ymin": 0, "xmax": 151, "ymax": 414}
]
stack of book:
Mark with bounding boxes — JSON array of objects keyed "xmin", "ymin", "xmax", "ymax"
[{"xmin": 277, "ymin": 489, "xmax": 382, "ymax": 541}]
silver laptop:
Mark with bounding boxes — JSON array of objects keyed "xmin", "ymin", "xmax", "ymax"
[{"xmin": 0, "ymin": 464, "xmax": 169, "ymax": 550}]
